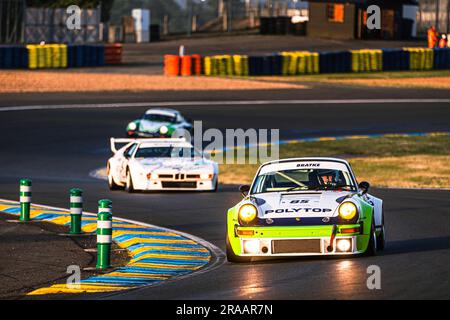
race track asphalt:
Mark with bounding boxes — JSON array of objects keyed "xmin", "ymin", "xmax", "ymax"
[{"xmin": 0, "ymin": 97, "xmax": 449, "ymax": 299}]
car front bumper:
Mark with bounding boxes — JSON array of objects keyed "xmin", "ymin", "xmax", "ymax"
[
  {"xmin": 143, "ymin": 179, "xmax": 216, "ymax": 191},
  {"xmin": 230, "ymin": 224, "xmax": 367, "ymax": 257}
]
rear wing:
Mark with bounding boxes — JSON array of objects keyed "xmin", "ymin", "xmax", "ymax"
[{"xmin": 110, "ymin": 137, "xmax": 186, "ymax": 154}]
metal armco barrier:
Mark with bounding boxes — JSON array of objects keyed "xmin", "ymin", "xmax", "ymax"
[
  {"xmin": 0, "ymin": 44, "xmax": 121, "ymax": 69},
  {"xmin": 164, "ymin": 47, "xmax": 450, "ymax": 77},
  {"xmin": 96, "ymin": 199, "xmax": 113, "ymax": 270},
  {"xmin": 69, "ymin": 188, "xmax": 83, "ymax": 234},
  {"xmin": 19, "ymin": 179, "xmax": 32, "ymax": 221}
]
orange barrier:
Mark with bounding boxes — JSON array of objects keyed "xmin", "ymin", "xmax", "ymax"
[
  {"xmin": 191, "ymin": 54, "xmax": 202, "ymax": 75},
  {"xmin": 164, "ymin": 55, "xmax": 180, "ymax": 76},
  {"xmin": 180, "ymin": 56, "xmax": 192, "ymax": 76},
  {"xmin": 104, "ymin": 44, "xmax": 122, "ymax": 65}
]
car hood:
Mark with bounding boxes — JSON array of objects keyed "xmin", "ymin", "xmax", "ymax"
[
  {"xmin": 138, "ymin": 120, "xmax": 172, "ymax": 133},
  {"xmin": 135, "ymin": 157, "xmax": 214, "ymax": 172},
  {"xmin": 251, "ymin": 191, "xmax": 353, "ymax": 219}
]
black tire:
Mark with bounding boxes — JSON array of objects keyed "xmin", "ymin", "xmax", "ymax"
[
  {"xmin": 226, "ymin": 236, "xmax": 251, "ymax": 263},
  {"xmin": 364, "ymin": 217, "xmax": 378, "ymax": 256},
  {"xmin": 107, "ymin": 164, "xmax": 121, "ymax": 190},
  {"xmin": 125, "ymin": 169, "xmax": 135, "ymax": 193},
  {"xmin": 376, "ymin": 211, "xmax": 386, "ymax": 251},
  {"xmin": 211, "ymin": 178, "xmax": 218, "ymax": 192}
]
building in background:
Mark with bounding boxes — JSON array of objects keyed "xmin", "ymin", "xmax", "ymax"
[{"xmin": 307, "ymin": 0, "xmax": 419, "ymax": 40}]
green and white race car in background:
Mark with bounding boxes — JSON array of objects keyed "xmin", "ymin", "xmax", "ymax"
[
  {"xmin": 126, "ymin": 108, "xmax": 193, "ymax": 138},
  {"xmin": 226, "ymin": 157, "xmax": 386, "ymax": 262}
]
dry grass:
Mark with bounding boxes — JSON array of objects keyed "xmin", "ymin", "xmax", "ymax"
[
  {"xmin": 328, "ymin": 77, "xmax": 450, "ymax": 89},
  {"xmin": 0, "ymin": 70, "xmax": 305, "ymax": 93},
  {"xmin": 218, "ymin": 135, "xmax": 450, "ymax": 188},
  {"xmin": 255, "ymin": 71, "xmax": 450, "ymax": 89},
  {"xmin": 350, "ymin": 155, "xmax": 450, "ymax": 188},
  {"xmin": 219, "ymin": 155, "xmax": 450, "ymax": 188}
]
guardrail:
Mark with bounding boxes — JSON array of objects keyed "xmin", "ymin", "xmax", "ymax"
[
  {"xmin": 0, "ymin": 43, "xmax": 122, "ymax": 69},
  {"xmin": 164, "ymin": 47, "xmax": 450, "ymax": 76}
]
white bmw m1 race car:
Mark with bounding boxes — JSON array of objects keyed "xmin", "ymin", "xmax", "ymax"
[{"xmin": 107, "ymin": 138, "xmax": 219, "ymax": 192}]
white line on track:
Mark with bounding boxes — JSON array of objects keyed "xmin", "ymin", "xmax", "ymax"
[{"xmin": 1, "ymin": 99, "xmax": 450, "ymax": 112}]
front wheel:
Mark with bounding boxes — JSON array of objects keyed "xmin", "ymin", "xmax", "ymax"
[
  {"xmin": 376, "ymin": 211, "xmax": 386, "ymax": 251},
  {"xmin": 226, "ymin": 236, "xmax": 251, "ymax": 263},
  {"xmin": 364, "ymin": 218, "xmax": 377, "ymax": 256}
]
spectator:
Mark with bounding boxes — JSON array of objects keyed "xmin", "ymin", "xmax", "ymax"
[
  {"xmin": 438, "ymin": 34, "xmax": 448, "ymax": 48},
  {"xmin": 428, "ymin": 26, "xmax": 438, "ymax": 48}
]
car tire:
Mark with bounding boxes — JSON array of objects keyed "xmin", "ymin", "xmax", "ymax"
[
  {"xmin": 376, "ymin": 211, "xmax": 386, "ymax": 251},
  {"xmin": 125, "ymin": 169, "xmax": 135, "ymax": 193},
  {"xmin": 364, "ymin": 217, "xmax": 377, "ymax": 256},
  {"xmin": 226, "ymin": 235, "xmax": 251, "ymax": 263},
  {"xmin": 211, "ymin": 178, "xmax": 218, "ymax": 192}
]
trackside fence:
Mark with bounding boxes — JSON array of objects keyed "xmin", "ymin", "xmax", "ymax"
[
  {"xmin": 164, "ymin": 47, "xmax": 450, "ymax": 76},
  {"xmin": 0, "ymin": 44, "xmax": 122, "ymax": 69}
]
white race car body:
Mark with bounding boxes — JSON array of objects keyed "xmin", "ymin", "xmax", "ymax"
[{"xmin": 107, "ymin": 138, "xmax": 218, "ymax": 191}]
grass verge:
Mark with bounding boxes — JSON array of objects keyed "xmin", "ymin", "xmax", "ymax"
[
  {"xmin": 252, "ymin": 70, "xmax": 450, "ymax": 89},
  {"xmin": 218, "ymin": 134, "xmax": 450, "ymax": 189}
]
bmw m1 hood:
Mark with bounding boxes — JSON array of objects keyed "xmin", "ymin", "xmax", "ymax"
[
  {"xmin": 135, "ymin": 157, "xmax": 214, "ymax": 172},
  {"xmin": 139, "ymin": 120, "xmax": 171, "ymax": 133},
  {"xmin": 252, "ymin": 191, "xmax": 352, "ymax": 219}
]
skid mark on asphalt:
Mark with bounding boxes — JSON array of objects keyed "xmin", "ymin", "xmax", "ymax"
[{"xmin": 0, "ymin": 200, "xmax": 212, "ymax": 295}]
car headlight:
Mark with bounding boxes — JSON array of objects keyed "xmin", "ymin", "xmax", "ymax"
[
  {"xmin": 128, "ymin": 122, "xmax": 137, "ymax": 131},
  {"xmin": 238, "ymin": 204, "xmax": 257, "ymax": 224},
  {"xmin": 159, "ymin": 126, "xmax": 168, "ymax": 134},
  {"xmin": 338, "ymin": 202, "xmax": 358, "ymax": 220}
]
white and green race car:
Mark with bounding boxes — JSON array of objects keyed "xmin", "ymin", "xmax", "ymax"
[{"xmin": 126, "ymin": 108, "xmax": 193, "ymax": 138}]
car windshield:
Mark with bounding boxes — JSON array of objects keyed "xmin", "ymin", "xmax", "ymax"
[
  {"xmin": 134, "ymin": 146, "xmax": 201, "ymax": 158},
  {"xmin": 251, "ymin": 168, "xmax": 356, "ymax": 194},
  {"xmin": 143, "ymin": 114, "xmax": 177, "ymax": 123}
]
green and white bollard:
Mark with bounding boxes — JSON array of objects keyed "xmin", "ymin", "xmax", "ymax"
[
  {"xmin": 69, "ymin": 188, "xmax": 83, "ymax": 234},
  {"xmin": 96, "ymin": 199, "xmax": 112, "ymax": 270},
  {"xmin": 19, "ymin": 179, "xmax": 32, "ymax": 221}
]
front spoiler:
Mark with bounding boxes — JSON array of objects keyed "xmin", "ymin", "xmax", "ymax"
[
  {"xmin": 237, "ymin": 236, "xmax": 362, "ymax": 257},
  {"xmin": 230, "ymin": 224, "xmax": 367, "ymax": 257}
]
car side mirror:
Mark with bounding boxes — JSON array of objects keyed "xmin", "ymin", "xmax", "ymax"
[
  {"xmin": 239, "ymin": 185, "xmax": 250, "ymax": 197},
  {"xmin": 359, "ymin": 181, "xmax": 370, "ymax": 194}
]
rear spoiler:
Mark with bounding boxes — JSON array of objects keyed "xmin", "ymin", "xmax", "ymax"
[{"xmin": 110, "ymin": 137, "xmax": 186, "ymax": 154}]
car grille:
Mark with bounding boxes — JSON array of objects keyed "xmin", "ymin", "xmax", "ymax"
[
  {"xmin": 161, "ymin": 181, "xmax": 197, "ymax": 189},
  {"xmin": 158, "ymin": 174, "xmax": 173, "ymax": 179},
  {"xmin": 272, "ymin": 239, "xmax": 321, "ymax": 254}
]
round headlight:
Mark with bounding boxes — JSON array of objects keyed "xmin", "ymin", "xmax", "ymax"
[
  {"xmin": 159, "ymin": 126, "xmax": 169, "ymax": 134},
  {"xmin": 339, "ymin": 202, "xmax": 358, "ymax": 220},
  {"xmin": 238, "ymin": 204, "xmax": 257, "ymax": 224},
  {"xmin": 128, "ymin": 122, "xmax": 137, "ymax": 131}
]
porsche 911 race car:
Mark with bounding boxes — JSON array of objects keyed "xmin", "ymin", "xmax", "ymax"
[
  {"xmin": 226, "ymin": 157, "xmax": 385, "ymax": 262},
  {"xmin": 126, "ymin": 108, "xmax": 193, "ymax": 138},
  {"xmin": 107, "ymin": 138, "xmax": 218, "ymax": 192}
]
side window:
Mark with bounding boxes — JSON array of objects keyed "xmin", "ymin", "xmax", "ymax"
[{"xmin": 124, "ymin": 144, "xmax": 137, "ymax": 158}]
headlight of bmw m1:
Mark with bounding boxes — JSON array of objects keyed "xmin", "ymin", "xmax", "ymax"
[
  {"xmin": 338, "ymin": 202, "xmax": 358, "ymax": 220},
  {"xmin": 238, "ymin": 204, "xmax": 257, "ymax": 224}
]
